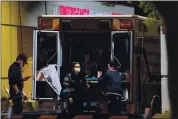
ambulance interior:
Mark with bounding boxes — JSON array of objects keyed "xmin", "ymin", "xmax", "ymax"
[
  {"xmin": 62, "ymin": 32, "xmax": 111, "ymax": 73},
  {"xmin": 60, "ymin": 19, "xmax": 131, "ymax": 74},
  {"xmin": 61, "ymin": 32, "xmax": 131, "ymax": 79},
  {"xmin": 34, "ymin": 19, "xmax": 132, "ymax": 101}
]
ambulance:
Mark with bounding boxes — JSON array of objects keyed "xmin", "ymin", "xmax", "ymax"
[{"xmin": 32, "ymin": 15, "xmax": 161, "ymax": 114}]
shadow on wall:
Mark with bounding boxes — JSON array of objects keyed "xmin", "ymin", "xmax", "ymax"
[
  {"xmin": 25, "ymin": 1, "xmax": 42, "ymax": 12},
  {"xmin": 17, "ymin": 27, "xmax": 34, "ymax": 58}
]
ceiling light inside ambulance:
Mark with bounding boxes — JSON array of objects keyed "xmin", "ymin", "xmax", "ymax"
[
  {"xmin": 40, "ymin": 19, "xmax": 53, "ymax": 28},
  {"xmin": 120, "ymin": 20, "xmax": 132, "ymax": 29}
]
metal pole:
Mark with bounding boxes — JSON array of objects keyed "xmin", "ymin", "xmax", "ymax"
[{"xmin": 160, "ymin": 26, "xmax": 170, "ymax": 113}]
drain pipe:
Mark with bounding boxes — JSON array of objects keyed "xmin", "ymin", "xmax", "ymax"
[{"xmin": 45, "ymin": 1, "xmax": 47, "ymax": 15}]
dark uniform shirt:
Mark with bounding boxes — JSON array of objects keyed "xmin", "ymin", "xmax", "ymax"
[
  {"xmin": 8, "ymin": 62, "xmax": 23, "ymax": 95},
  {"xmin": 63, "ymin": 71, "xmax": 86, "ymax": 99},
  {"xmin": 99, "ymin": 70, "xmax": 122, "ymax": 94}
]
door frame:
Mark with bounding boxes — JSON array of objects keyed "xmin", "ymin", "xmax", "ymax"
[
  {"xmin": 111, "ymin": 30, "xmax": 133, "ymax": 101},
  {"xmin": 111, "ymin": 31, "xmax": 133, "ymax": 72},
  {"xmin": 32, "ymin": 30, "xmax": 61, "ymax": 100}
]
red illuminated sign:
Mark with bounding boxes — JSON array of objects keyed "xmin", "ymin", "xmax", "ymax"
[
  {"xmin": 59, "ymin": 5, "xmax": 123, "ymax": 15},
  {"xmin": 59, "ymin": 5, "xmax": 89, "ymax": 15},
  {"xmin": 112, "ymin": 12, "xmax": 124, "ymax": 15},
  {"xmin": 120, "ymin": 20, "xmax": 132, "ymax": 29}
]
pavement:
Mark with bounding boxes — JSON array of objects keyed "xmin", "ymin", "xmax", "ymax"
[
  {"xmin": 2, "ymin": 113, "xmax": 145, "ymax": 119},
  {"xmin": 2, "ymin": 100, "xmax": 146, "ymax": 119}
]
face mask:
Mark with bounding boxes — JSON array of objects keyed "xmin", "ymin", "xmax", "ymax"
[
  {"xmin": 19, "ymin": 63, "xmax": 23, "ymax": 68},
  {"xmin": 74, "ymin": 68, "xmax": 81, "ymax": 73}
]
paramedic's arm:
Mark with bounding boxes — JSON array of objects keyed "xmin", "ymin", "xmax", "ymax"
[
  {"xmin": 63, "ymin": 75, "xmax": 75, "ymax": 92},
  {"xmin": 98, "ymin": 74, "xmax": 107, "ymax": 84},
  {"xmin": 10, "ymin": 69, "xmax": 20, "ymax": 94},
  {"xmin": 63, "ymin": 76, "xmax": 70, "ymax": 88}
]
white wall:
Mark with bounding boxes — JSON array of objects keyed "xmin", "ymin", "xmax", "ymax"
[
  {"xmin": 22, "ymin": 1, "xmax": 134, "ymax": 27},
  {"xmin": 22, "ymin": 1, "xmax": 46, "ymax": 27}
]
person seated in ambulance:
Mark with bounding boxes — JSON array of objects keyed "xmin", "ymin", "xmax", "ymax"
[{"xmin": 62, "ymin": 62, "xmax": 86, "ymax": 114}]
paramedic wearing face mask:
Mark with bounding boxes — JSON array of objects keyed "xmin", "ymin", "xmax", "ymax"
[
  {"xmin": 8, "ymin": 54, "xmax": 31, "ymax": 113},
  {"xmin": 63, "ymin": 63, "xmax": 86, "ymax": 114}
]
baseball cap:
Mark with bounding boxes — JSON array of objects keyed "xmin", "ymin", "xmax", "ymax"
[{"xmin": 17, "ymin": 54, "xmax": 28, "ymax": 64}]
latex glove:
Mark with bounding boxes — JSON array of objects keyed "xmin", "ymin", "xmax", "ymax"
[{"xmin": 97, "ymin": 71, "xmax": 103, "ymax": 78}]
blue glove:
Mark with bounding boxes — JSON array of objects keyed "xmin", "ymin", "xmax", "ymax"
[{"xmin": 86, "ymin": 77, "xmax": 97, "ymax": 81}]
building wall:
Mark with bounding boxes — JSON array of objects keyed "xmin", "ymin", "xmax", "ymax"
[{"xmin": 1, "ymin": 1, "xmax": 34, "ymax": 97}]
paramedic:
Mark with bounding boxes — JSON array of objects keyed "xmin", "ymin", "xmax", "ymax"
[
  {"xmin": 8, "ymin": 54, "xmax": 30, "ymax": 113},
  {"xmin": 98, "ymin": 62, "xmax": 122, "ymax": 113},
  {"xmin": 98, "ymin": 62, "xmax": 122, "ymax": 93},
  {"xmin": 62, "ymin": 62, "xmax": 86, "ymax": 114}
]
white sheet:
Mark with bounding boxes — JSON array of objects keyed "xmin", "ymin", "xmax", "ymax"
[{"xmin": 39, "ymin": 65, "xmax": 62, "ymax": 96}]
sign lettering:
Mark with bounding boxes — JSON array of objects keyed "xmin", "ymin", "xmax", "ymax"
[
  {"xmin": 60, "ymin": 5, "xmax": 89, "ymax": 15},
  {"xmin": 59, "ymin": 5, "xmax": 123, "ymax": 15}
]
